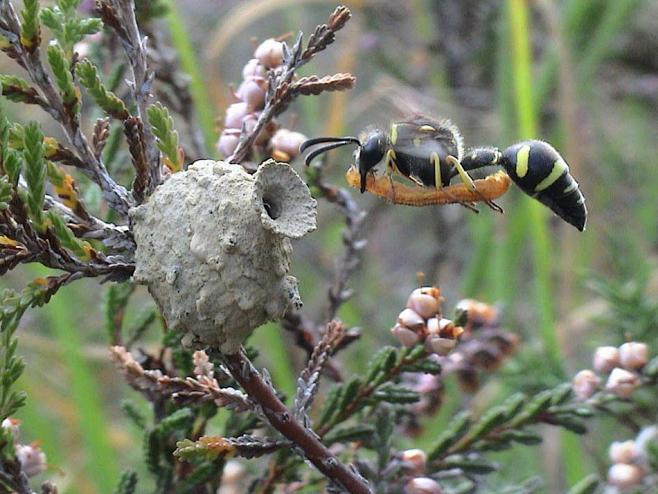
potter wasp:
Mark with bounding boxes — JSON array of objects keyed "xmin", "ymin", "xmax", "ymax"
[{"xmin": 301, "ymin": 115, "xmax": 587, "ymax": 231}]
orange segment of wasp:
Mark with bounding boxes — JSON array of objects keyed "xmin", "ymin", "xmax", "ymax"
[{"xmin": 345, "ymin": 167, "xmax": 512, "ymax": 206}]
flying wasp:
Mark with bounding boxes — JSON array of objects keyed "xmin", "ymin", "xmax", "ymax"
[{"xmin": 301, "ymin": 115, "xmax": 587, "ymax": 231}]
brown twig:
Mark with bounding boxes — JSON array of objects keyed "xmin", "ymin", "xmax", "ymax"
[
  {"xmin": 103, "ymin": 0, "xmax": 161, "ymax": 190},
  {"xmin": 293, "ymin": 320, "xmax": 345, "ymax": 422},
  {"xmin": 221, "ymin": 348, "xmax": 372, "ymax": 494},
  {"xmin": 228, "ymin": 6, "xmax": 352, "ymax": 164},
  {"xmin": 110, "ymin": 346, "xmax": 252, "ymax": 412}
]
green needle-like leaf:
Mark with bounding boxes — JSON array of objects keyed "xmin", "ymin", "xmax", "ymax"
[{"xmin": 22, "ymin": 122, "xmax": 46, "ymax": 227}]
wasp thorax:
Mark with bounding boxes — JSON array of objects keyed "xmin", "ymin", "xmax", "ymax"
[{"xmin": 130, "ymin": 160, "xmax": 317, "ymax": 353}]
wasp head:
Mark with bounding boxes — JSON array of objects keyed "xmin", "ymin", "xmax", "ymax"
[{"xmin": 356, "ymin": 130, "xmax": 387, "ymax": 193}]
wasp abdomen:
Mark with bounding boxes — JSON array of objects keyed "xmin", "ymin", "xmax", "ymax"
[{"xmin": 501, "ymin": 140, "xmax": 587, "ymax": 231}]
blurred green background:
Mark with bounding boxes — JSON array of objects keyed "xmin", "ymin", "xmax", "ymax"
[{"xmin": 2, "ymin": 0, "xmax": 658, "ymax": 492}]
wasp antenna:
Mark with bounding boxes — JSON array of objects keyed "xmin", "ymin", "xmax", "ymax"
[
  {"xmin": 304, "ymin": 140, "xmax": 360, "ymax": 167},
  {"xmin": 300, "ymin": 136, "xmax": 360, "ymax": 153}
]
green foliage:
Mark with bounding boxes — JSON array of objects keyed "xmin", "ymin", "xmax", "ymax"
[
  {"xmin": 113, "ymin": 470, "xmax": 138, "ymax": 494},
  {"xmin": 104, "ymin": 282, "xmax": 136, "ymax": 343},
  {"xmin": 121, "ymin": 400, "xmax": 147, "ymax": 430},
  {"xmin": 0, "ymin": 177, "xmax": 12, "ymax": 210},
  {"xmin": 323, "ymin": 424, "xmax": 375, "ymax": 446},
  {"xmin": 46, "ymin": 209, "xmax": 91, "ymax": 259},
  {"xmin": 147, "ymin": 102, "xmax": 181, "ymax": 171},
  {"xmin": 20, "ymin": 0, "xmax": 40, "ymax": 50},
  {"xmin": 589, "ymin": 270, "xmax": 658, "ymax": 344},
  {"xmin": 0, "ymin": 75, "xmax": 40, "ymax": 105},
  {"xmin": 0, "ymin": 278, "xmax": 67, "ymax": 423},
  {"xmin": 566, "ymin": 474, "xmax": 601, "ymax": 494},
  {"xmin": 76, "ymin": 59, "xmax": 130, "ymax": 119},
  {"xmin": 427, "ymin": 411, "xmax": 472, "ymax": 462},
  {"xmin": 0, "ymin": 104, "xmax": 21, "ymax": 186},
  {"xmin": 22, "ymin": 122, "xmax": 46, "ymax": 228},
  {"xmin": 47, "ymin": 42, "xmax": 80, "ymax": 111},
  {"xmin": 41, "ymin": 1, "xmax": 102, "ymax": 53},
  {"xmin": 423, "ymin": 384, "xmax": 587, "ymax": 472}
]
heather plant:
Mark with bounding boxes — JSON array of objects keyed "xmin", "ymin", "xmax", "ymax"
[{"xmin": 0, "ymin": 1, "xmax": 656, "ymax": 494}]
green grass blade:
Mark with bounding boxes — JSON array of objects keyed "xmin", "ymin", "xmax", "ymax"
[
  {"xmin": 35, "ymin": 270, "xmax": 119, "ymax": 493},
  {"xmin": 506, "ymin": 0, "xmax": 560, "ymax": 371},
  {"xmin": 162, "ymin": 0, "xmax": 216, "ymax": 155}
]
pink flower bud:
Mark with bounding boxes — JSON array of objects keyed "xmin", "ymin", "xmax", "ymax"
[
  {"xmin": 405, "ymin": 477, "xmax": 442, "ymax": 494},
  {"xmin": 224, "ymin": 102, "xmax": 249, "ymax": 129},
  {"xmin": 217, "ymin": 132, "xmax": 240, "ymax": 157},
  {"xmin": 572, "ymin": 369, "xmax": 601, "ymax": 400},
  {"xmin": 242, "ymin": 58, "xmax": 266, "ymax": 79},
  {"xmin": 254, "ymin": 38, "xmax": 284, "ymax": 68},
  {"xmin": 271, "ymin": 129, "xmax": 307, "ymax": 159},
  {"xmin": 391, "ymin": 324, "xmax": 421, "ymax": 348},
  {"xmin": 236, "ymin": 79, "xmax": 266, "ymax": 111},
  {"xmin": 406, "ymin": 287, "xmax": 440, "ymax": 319},
  {"xmin": 606, "ymin": 368, "xmax": 640, "ymax": 398},
  {"xmin": 398, "ymin": 308, "xmax": 425, "ymax": 332},
  {"xmin": 15, "ymin": 444, "xmax": 47, "ymax": 477},
  {"xmin": 607, "ymin": 463, "xmax": 644, "ymax": 488},
  {"xmin": 609, "ymin": 440, "xmax": 640, "ymax": 464},
  {"xmin": 401, "ymin": 449, "xmax": 427, "ymax": 474},
  {"xmin": 424, "ymin": 336, "xmax": 456, "ymax": 356},
  {"xmin": 593, "ymin": 346, "xmax": 620, "ymax": 373},
  {"xmin": 619, "ymin": 342, "xmax": 649, "ymax": 370}
]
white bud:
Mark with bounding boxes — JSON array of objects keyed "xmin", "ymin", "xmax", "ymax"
[
  {"xmin": 619, "ymin": 342, "xmax": 649, "ymax": 370},
  {"xmin": 424, "ymin": 336, "xmax": 456, "ymax": 356},
  {"xmin": 593, "ymin": 346, "xmax": 620, "ymax": 373},
  {"xmin": 406, "ymin": 287, "xmax": 440, "ymax": 319},
  {"xmin": 222, "ymin": 459, "xmax": 246, "ymax": 484},
  {"xmin": 398, "ymin": 308, "xmax": 425, "ymax": 332},
  {"xmin": 242, "ymin": 58, "xmax": 266, "ymax": 79},
  {"xmin": 254, "ymin": 38, "xmax": 284, "ymax": 68},
  {"xmin": 405, "ymin": 477, "xmax": 442, "ymax": 494},
  {"xmin": 606, "ymin": 368, "xmax": 641, "ymax": 398},
  {"xmin": 572, "ymin": 369, "xmax": 601, "ymax": 400},
  {"xmin": 607, "ymin": 463, "xmax": 644, "ymax": 488},
  {"xmin": 271, "ymin": 129, "xmax": 307, "ymax": 159},
  {"xmin": 426, "ymin": 317, "xmax": 440, "ymax": 335},
  {"xmin": 224, "ymin": 102, "xmax": 249, "ymax": 129},
  {"xmin": 391, "ymin": 324, "xmax": 421, "ymax": 348},
  {"xmin": 609, "ymin": 440, "xmax": 640, "ymax": 464},
  {"xmin": 1, "ymin": 417, "xmax": 20, "ymax": 439},
  {"xmin": 401, "ymin": 449, "xmax": 427, "ymax": 473},
  {"xmin": 15, "ymin": 444, "xmax": 47, "ymax": 477}
]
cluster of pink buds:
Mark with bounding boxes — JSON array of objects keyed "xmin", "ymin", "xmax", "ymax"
[
  {"xmin": 1, "ymin": 418, "xmax": 47, "ymax": 477},
  {"xmin": 217, "ymin": 38, "xmax": 307, "ymax": 162},
  {"xmin": 572, "ymin": 342, "xmax": 649, "ymax": 400},
  {"xmin": 607, "ymin": 426, "xmax": 658, "ymax": 490},
  {"xmin": 402, "ymin": 299, "xmax": 519, "ymax": 431},
  {"xmin": 391, "ymin": 287, "xmax": 463, "ymax": 356}
]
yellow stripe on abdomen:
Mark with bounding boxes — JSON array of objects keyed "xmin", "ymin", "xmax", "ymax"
[
  {"xmin": 535, "ymin": 158, "xmax": 568, "ymax": 192},
  {"xmin": 515, "ymin": 145, "xmax": 530, "ymax": 178}
]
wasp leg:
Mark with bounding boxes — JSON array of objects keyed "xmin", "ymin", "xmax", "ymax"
[
  {"xmin": 447, "ymin": 155, "xmax": 503, "ymax": 213},
  {"xmin": 384, "ymin": 148, "xmax": 398, "ymax": 202}
]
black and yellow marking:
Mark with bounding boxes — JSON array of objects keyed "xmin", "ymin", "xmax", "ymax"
[
  {"xmin": 500, "ymin": 140, "xmax": 586, "ymax": 231},
  {"xmin": 301, "ymin": 117, "xmax": 586, "ymax": 230}
]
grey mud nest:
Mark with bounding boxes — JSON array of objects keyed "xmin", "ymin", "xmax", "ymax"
[{"xmin": 130, "ymin": 159, "xmax": 317, "ymax": 353}]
